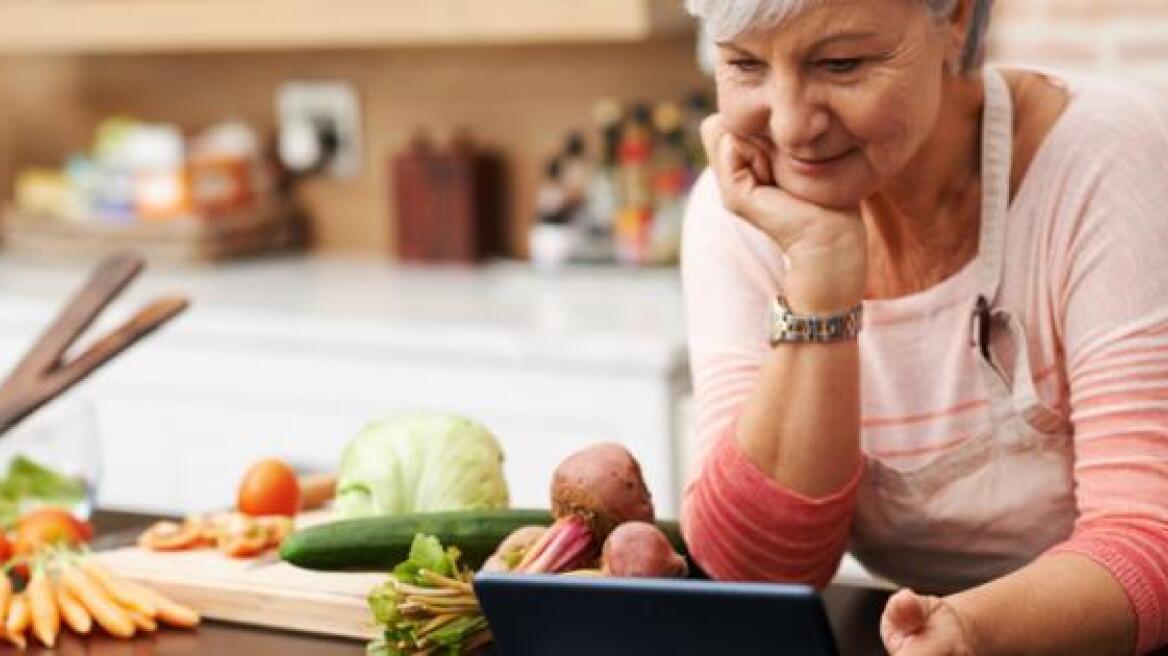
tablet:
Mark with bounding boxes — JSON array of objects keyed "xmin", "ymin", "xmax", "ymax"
[{"xmin": 474, "ymin": 572, "xmax": 839, "ymax": 656}]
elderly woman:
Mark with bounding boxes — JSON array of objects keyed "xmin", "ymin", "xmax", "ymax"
[{"xmin": 679, "ymin": 0, "xmax": 1168, "ymax": 654}]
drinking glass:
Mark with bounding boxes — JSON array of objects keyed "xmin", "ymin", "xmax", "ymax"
[{"xmin": 0, "ymin": 394, "xmax": 102, "ymax": 521}]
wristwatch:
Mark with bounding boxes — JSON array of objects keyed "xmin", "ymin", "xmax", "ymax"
[{"xmin": 768, "ymin": 295, "xmax": 863, "ymax": 345}]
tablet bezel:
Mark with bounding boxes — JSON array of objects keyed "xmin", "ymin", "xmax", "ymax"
[{"xmin": 474, "ymin": 572, "xmax": 839, "ymax": 656}]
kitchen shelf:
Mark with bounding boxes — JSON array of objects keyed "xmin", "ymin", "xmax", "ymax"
[{"xmin": 0, "ymin": 0, "xmax": 695, "ymax": 54}]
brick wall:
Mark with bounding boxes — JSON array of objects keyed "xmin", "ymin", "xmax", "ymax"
[{"xmin": 988, "ymin": 0, "xmax": 1168, "ymax": 85}]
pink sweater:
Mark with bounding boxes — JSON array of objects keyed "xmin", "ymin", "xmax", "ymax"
[{"xmin": 680, "ymin": 73, "xmax": 1168, "ymax": 653}]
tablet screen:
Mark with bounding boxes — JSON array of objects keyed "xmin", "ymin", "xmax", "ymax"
[{"xmin": 474, "ymin": 573, "xmax": 838, "ymax": 656}]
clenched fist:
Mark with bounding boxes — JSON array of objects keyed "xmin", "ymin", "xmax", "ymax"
[{"xmin": 701, "ymin": 114, "xmax": 867, "ymax": 314}]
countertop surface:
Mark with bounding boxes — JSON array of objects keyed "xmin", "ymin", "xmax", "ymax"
[
  {"xmin": 0, "ymin": 256, "xmax": 689, "ymax": 375},
  {"xmin": 78, "ymin": 512, "xmax": 893, "ymax": 656},
  {"xmin": 27, "ymin": 587, "xmax": 892, "ymax": 656}
]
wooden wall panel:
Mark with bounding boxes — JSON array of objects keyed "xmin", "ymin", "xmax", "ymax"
[
  {"xmin": 0, "ymin": 57, "xmax": 93, "ymax": 201},
  {"xmin": 0, "ymin": 38, "xmax": 709, "ymax": 256}
]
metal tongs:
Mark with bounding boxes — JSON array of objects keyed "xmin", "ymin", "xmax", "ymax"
[{"xmin": 0, "ymin": 252, "xmax": 190, "ymax": 436}]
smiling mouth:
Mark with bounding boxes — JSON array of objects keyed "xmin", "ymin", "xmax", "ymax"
[{"xmin": 790, "ymin": 149, "xmax": 854, "ymax": 166}]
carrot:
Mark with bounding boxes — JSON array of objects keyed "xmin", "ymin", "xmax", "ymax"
[
  {"xmin": 78, "ymin": 559, "xmax": 157, "ymax": 617},
  {"xmin": 127, "ymin": 609, "xmax": 157, "ymax": 632},
  {"xmin": 137, "ymin": 520, "xmax": 202, "ymax": 551},
  {"xmin": 6, "ymin": 592, "xmax": 30, "ymax": 649},
  {"xmin": 27, "ymin": 566, "xmax": 59, "ymax": 647},
  {"xmin": 0, "ymin": 574, "xmax": 12, "ymax": 631},
  {"xmin": 59, "ymin": 563, "xmax": 135, "ymax": 638},
  {"xmin": 56, "ymin": 583, "xmax": 92, "ymax": 635},
  {"xmin": 121, "ymin": 580, "xmax": 199, "ymax": 629}
]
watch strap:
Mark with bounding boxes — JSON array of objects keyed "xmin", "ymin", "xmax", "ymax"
[{"xmin": 768, "ymin": 295, "xmax": 863, "ymax": 345}]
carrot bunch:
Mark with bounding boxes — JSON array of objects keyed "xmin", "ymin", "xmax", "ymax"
[{"xmin": 0, "ymin": 551, "xmax": 199, "ymax": 648}]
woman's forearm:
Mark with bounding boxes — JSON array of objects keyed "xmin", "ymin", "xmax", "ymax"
[
  {"xmin": 735, "ymin": 337, "xmax": 861, "ymax": 498},
  {"xmin": 948, "ymin": 553, "xmax": 1136, "ymax": 655},
  {"xmin": 682, "ymin": 313, "xmax": 861, "ymax": 585}
]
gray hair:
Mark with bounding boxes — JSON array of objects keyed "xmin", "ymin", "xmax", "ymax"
[{"xmin": 686, "ymin": 0, "xmax": 993, "ymax": 73}]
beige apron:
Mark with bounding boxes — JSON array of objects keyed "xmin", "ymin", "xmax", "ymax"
[{"xmin": 849, "ymin": 69, "xmax": 1078, "ymax": 594}]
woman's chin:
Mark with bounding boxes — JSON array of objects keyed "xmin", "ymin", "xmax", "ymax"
[{"xmin": 776, "ymin": 174, "xmax": 870, "ymax": 210}]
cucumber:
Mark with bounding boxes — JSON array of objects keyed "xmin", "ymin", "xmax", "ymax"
[
  {"xmin": 279, "ymin": 509, "xmax": 689, "ymax": 573},
  {"xmin": 280, "ymin": 509, "xmax": 552, "ymax": 572}
]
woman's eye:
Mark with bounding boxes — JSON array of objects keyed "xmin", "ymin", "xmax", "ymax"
[
  {"xmin": 727, "ymin": 59, "xmax": 767, "ymax": 75},
  {"xmin": 818, "ymin": 58, "xmax": 863, "ymax": 74}
]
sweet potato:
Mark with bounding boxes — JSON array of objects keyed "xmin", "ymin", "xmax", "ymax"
[
  {"xmin": 550, "ymin": 442, "xmax": 654, "ymax": 540},
  {"xmin": 601, "ymin": 521, "xmax": 687, "ymax": 578},
  {"xmin": 481, "ymin": 526, "xmax": 548, "ymax": 572}
]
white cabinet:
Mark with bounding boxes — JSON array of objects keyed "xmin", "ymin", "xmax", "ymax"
[{"xmin": 0, "ymin": 257, "xmax": 690, "ymax": 516}]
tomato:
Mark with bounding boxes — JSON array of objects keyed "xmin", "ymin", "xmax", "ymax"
[
  {"xmin": 0, "ymin": 532, "xmax": 12, "ymax": 565},
  {"xmin": 237, "ymin": 459, "xmax": 300, "ymax": 517},
  {"xmin": 14, "ymin": 508, "xmax": 91, "ymax": 555}
]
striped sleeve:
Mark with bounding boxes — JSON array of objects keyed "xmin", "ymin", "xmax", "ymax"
[
  {"xmin": 683, "ymin": 427, "xmax": 860, "ymax": 587},
  {"xmin": 1042, "ymin": 90, "xmax": 1168, "ymax": 655},
  {"xmin": 679, "ymin": 171, "xmax": 858, "ymax": 588}
]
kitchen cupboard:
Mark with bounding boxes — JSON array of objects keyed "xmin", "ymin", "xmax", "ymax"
[
  {"xmin": 0, "ymin": 257, "xmax": 691, "ymax": 517},
  {"xmin": 0, "ymin": 0, "xmax": 692, "ymax": 54},
  {"xmin": 0, "ymin": 38, "xmax": 711, "ymax": 257}
]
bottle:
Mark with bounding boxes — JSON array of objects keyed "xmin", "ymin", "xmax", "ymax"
[
  {"xmin": 91, "ymin": 118, "xmax": 140, "ymax": 225},
  {"xmin": 683, "ymin": 92, "xmax": 714, "ymax": 182},
  {"xmin": 189, "ymin": 120, "xmax": 264, "ymax": 217},
  {"xmin": 614, "ymin": 104, "xmax": 654, "ymax": 265},
  {"xmin": 653, "ymin": 102, "xmax": 686, "ymax": 172},
  {"xmin": 581, "ymin": 99, "xmax": 624, "ymax": 263},
  {"xmin": 647, "ymin": 102, "xmax": 688, "ymax": 265},
  {"xmin": 127, "ymin": 125, "xmax": 191, "ymax": 222},
  {"xmin": 529, "ymin": 158, "xmax": 577, "ymax": 271},
  {"xmin": 560, "ymin": 132, "xmax": 591, "ymax": 208}
]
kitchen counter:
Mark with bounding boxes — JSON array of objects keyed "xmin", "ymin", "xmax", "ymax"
[
  {"xmin": 0, "ymin": 256, "xmax": 688, "ymax": 375},
  {"xmin": 0, "ymin": 256, "xmax": 692, "ymax": 515},
  {"xmin": 22, "ymin": 511, "xmax": 1164, "ymax": 655},
  {"xmin": 76, "ymin": 511, "xmax": 892, "ymax": 656},
  {"xmin": 23, "ymin": 588, "xmax": 892, "ymax": 655}
]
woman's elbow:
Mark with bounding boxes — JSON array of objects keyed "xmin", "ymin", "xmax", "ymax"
[{"xmin": 680, "ymin": 478, "xmax": 851, "ymax": 589}]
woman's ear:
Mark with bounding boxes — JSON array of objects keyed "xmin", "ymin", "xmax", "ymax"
[{"xmin": 944, "ymin": 0, "xmax": 977, "ymax": 73}]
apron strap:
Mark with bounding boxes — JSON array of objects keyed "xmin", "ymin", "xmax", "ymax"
[
  {"xmin": 975, "ymin": 67, "xmax": 1014, "ymax": 303},
  {"xmin": 972, "ymin": 68, "xmax": 1071, "ymax": 437}
]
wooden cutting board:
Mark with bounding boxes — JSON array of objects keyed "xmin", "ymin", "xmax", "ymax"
[{"xmin": 94, "ymin": 511, "xmax": 385, "ymax": 640}]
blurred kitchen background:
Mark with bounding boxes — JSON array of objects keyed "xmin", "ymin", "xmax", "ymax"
[{"xmin": 0, "ymin": 0, "xmax": 1163, "ymax": 518}]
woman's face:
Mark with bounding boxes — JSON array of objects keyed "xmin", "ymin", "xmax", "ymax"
[{"xmin": 714, "ymin": 0, "xmax": 956, "ymax": 209}]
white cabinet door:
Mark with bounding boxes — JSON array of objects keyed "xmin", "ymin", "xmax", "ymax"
[
  {"xmin": 95, "ymin": 395, "xmax": 362, "ymax": 513},
  {"xmin": 88, "ymin": 338, "xmax": 685, "ymax": 516},
  {"xmin": 0, "ymin": 266, "xmax": 689, "ymax": 519}
]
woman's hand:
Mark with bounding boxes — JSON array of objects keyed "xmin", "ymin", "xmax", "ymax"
[
  {"xmin": 881, "ymin": 589, "xmax": 980, "ymax": 656},
  {"xmin": 701, "ymin": 114, "xmax": 866, "ymax": 314}
]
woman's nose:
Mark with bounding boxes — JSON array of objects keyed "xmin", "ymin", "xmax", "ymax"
[
  {"xmin": 767, "ymin": 81, "xmax": 831, "ymax": 150},
  {"xmin": 719, "ymin": 80, "xmax": 831, "ymax": 151}
]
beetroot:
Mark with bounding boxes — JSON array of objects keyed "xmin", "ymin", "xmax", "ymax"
[
  {"xmin": 513, "ymin": 442, "xmax": 656, "ymax": 575},
  {"xmin": 601, "ymin": 521, "xmax": 688, "ymax": 578},
  {"xmin": 481, "ymin": 526, "xmax": 548, "ymax": 572},
  {"xmin": 513, "ymin": 516, "xmax": 596, "ymax": 574},
  {"xmin": 550, "ymin": 442, "xmax": 655, "ymax": 539}
]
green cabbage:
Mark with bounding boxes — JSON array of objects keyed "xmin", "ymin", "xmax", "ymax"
[{"xmin": 335, "ymin": 412, "xmax": 509, "ymax": 519}]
